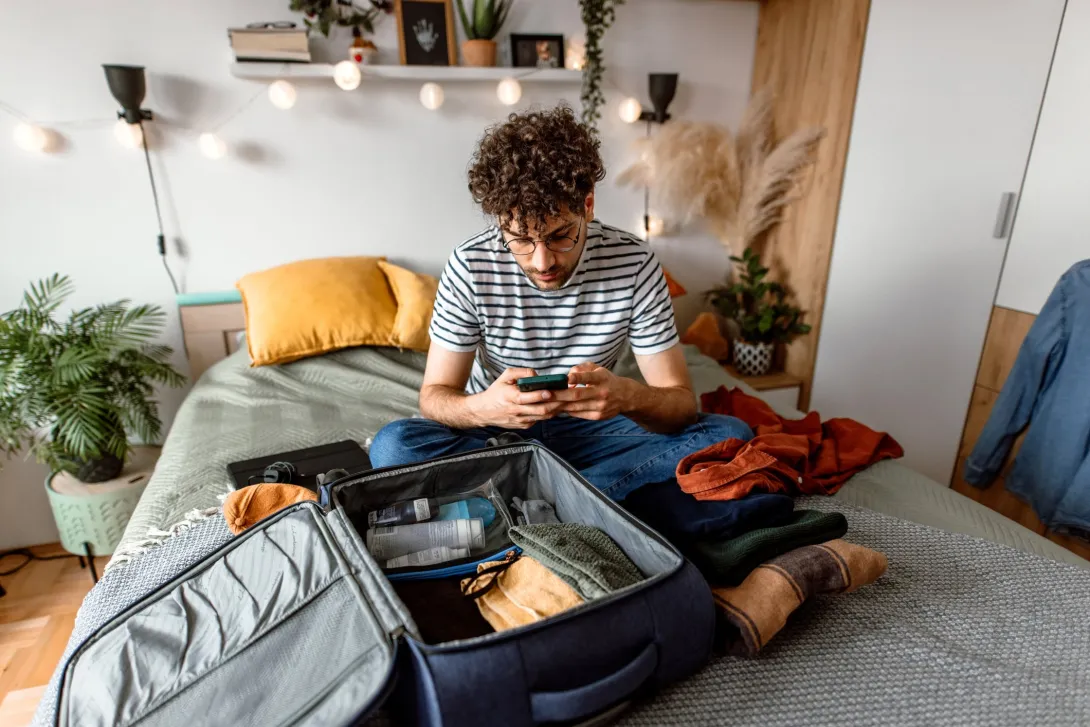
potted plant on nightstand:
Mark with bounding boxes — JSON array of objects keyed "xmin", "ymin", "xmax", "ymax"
[
  {"xmin": 455, "ymin": 0, "xmax": 514, "ymax": 67},
  {"xmin": 706, "ymin": 248, "xmax": 811, "ymax": 376},
  {"xmin": 0, "ymin": 275, "xmax": 185, "ymax": 562}
]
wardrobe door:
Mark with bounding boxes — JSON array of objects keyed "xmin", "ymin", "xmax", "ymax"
[
  {"xmin": 810, "ymin": 0, "xmax": 1065, "ymax": 483},
  {"xmin": 997, "ymin": 0, "xmax": 1090, "ymax": 315}
]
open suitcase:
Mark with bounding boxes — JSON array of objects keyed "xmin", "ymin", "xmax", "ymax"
[{"xmin": 53, "ymin": 443, "xmax": 715, "ymax": 727}]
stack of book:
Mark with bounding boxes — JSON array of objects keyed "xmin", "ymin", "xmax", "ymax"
[{"xmin": 228, "ymin": 27, "xmax": 311, "ymax": 63}]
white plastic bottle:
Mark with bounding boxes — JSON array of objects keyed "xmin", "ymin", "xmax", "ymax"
[{"xmin": 385, "ymin": 546, "xmax": 471, "ymax": 569}]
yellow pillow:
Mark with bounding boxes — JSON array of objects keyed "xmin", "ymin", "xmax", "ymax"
[
  {"xmin": 237, "ymin": 256, "xmax": 397, "ymax": 366},
  {"xmin": 378, "ymin": 260, "xmax": 439, "ymax": 352}
]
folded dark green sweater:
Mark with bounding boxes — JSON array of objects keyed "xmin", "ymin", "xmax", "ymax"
[{"xmin": 689, "ymin": 510, "xmax": 848, "ymax": 586}]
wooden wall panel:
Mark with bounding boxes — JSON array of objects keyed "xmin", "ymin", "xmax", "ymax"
[
  {"xmin": 976, "ymin": 306, "xmax": 1036, "ymax": 391},
  {"xmin": 749, "ymin": 0, "xmax": 871, "ymax": 409}
]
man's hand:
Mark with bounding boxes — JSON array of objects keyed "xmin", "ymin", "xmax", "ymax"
[
  {"xmin": 467, "ymin": 368, "xmax": 565, "ymax": 429},
  {"xmin": 553, "ymin": 362, "xmax": 635, "ymax": 421}
]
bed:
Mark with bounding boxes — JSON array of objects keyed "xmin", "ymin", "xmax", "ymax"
[{"xmin": 33, "ymin": 299, "xmax": 1090, "ymax": 726}]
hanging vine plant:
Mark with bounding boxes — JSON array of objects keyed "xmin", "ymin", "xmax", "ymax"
[{"xmin": 579, "ymin": 0, "xmax": 625, "ymax": 129}]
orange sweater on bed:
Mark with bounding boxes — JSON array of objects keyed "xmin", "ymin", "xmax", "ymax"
[{"xmin": 676, "ymin": 387, "xmax": 903, "ymax": 501}]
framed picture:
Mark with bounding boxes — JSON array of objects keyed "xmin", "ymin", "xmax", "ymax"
[
  {"xmin": 510, "ymin": 34, "xmax": 565, "ymax": 69},
  {"xmin": 395, "ymin": 0, "xmax": 457, "ymax": 66}
]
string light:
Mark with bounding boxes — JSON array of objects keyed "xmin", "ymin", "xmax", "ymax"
[
  {"xmin": 647, "ymin": 215, "xmax": 665, "ymax": 237},
  {"xmin": 333, "ymin": 61, "xmax": 362, "ymax": 91},
  {"xmin": 268, "ymin": 80, "xmax": 297, "ymax": 110},
  {"xmin": 198, "ymin": 132, "xmax": 227, "ymax": 160},
  {"xmin": 619, "ymin": 97, "xmax": 643, "ymax": 124},
  {"xmin": 13, "ymin": 123, "xmax": 49, "ymax": 152},
  {"xmin": 419, "ymin": 82, "xmax": 444, "ymax": 111},
  {"xmin": 113, "ymin": 119, "xmax": 144, "ymax": 148},
  {"xmin": 496, "ymin": 78, "xmax": 522, "ymax": 106}
]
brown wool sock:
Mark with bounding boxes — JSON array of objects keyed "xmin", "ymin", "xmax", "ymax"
[{"xmin": 712, "ymin": 539, "xmax": 888, "ymax": 656}]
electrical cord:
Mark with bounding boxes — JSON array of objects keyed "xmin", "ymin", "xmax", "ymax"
[
  {"xmin": 0, "ymin": 548, "xmax": 80, "ymax": 598},
  {"xmin": 138, "ymin": 119, "xmax": 179, "ymax": 294}
]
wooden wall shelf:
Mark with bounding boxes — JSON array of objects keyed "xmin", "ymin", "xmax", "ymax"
[{"xmin": 230, "ymin": 62, "xmax": 582, "ymax": 83}]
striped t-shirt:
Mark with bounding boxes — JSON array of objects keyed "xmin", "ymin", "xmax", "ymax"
[{"xmin": 429, "ymin": 219, "xmax": 680, "ymax": 394}]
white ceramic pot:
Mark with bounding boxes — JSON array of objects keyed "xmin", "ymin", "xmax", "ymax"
[{"xmin": 733, "ymin": 340, "xmax": 775, "ymax": 376}]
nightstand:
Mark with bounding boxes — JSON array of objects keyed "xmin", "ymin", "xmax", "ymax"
[{"xmin": 724, "ymin": 366, "xmax": 804, "ymax": 412}]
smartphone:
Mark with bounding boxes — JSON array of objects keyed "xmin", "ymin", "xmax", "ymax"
[{"xmin": 516, "ymin": 374, "xmax": 569, "ymax": 392}]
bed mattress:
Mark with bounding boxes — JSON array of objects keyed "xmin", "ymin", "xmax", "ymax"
[{"xmin": 116, "ymin": 345, "xmax": 1086, "ymax": 569}]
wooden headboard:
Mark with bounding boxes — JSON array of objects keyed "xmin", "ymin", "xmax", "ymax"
[{"xmin": 178, "ymin": 292, "xmax": 245, "ymax": 380}]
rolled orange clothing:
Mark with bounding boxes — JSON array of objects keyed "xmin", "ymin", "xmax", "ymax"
[
  {"xmin": 461, "ymin": 554, "xmax": 584, "ymax": 632},
  {"xmin": 678, "ymin": 386, "xmax": 903, "ymax": 501},
  {"xmin": 713, "ymin": 539, "xmax": 888, "ymax": 656},
  {"xmin": 223, "ymin": 483, "xmax": 317, "ymax": 535}
]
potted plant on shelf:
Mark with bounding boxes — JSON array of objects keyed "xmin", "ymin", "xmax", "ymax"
[
  {"xmin": 706, "ymin": 248, "xmax": 811, "ymax": 376},
  {"xmin": 0, "ymin": 275, "xmax": 186, "ymax": 484},
  {"xmin": 455, "ymin": 0, "xmax": 514, "ymax": 67}
]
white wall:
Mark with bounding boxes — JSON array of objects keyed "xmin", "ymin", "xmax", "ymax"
[
  {"xmin": 996, "ymin": 0, "xmax": 1090, "ymax": 315},
  {"xmin": 0, "ymin": 0, "xmax": 759, "ymax": 548}
]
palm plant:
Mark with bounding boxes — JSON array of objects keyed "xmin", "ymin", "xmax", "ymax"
[
  {"xmin": 0, "ymin": 275, "xmax": 185, "ymax": 482},
  {"xmin": 454, "ymin": 0, "xmax": 513, "ymax": 40}
]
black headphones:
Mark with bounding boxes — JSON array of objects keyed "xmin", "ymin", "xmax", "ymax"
[{"xmin": 247, "ymin": 460, "xmax": 298, "ymax": 486}]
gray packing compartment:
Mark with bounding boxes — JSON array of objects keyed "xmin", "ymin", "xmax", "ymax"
[{"xmin": 54, "ymin": 443, "xmax": 715, "ymax": 727}]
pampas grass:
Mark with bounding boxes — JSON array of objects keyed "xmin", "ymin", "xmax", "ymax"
[{"xmin": 618, "ymin": 88, "xmax": 824, "ymax": 253}]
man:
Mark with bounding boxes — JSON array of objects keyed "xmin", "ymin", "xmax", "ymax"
[{"xmin": 371, "ymin": 105, "xmax": 752, "ymax": 501}]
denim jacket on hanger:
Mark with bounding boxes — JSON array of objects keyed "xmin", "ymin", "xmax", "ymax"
[{"xmin": 965, "ymin": 259, "xmax": 1090, "ymax": 536}]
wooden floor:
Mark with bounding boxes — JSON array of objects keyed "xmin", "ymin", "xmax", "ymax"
[{"xmin": 0, "ymin": 545, "xmax": 107, "ymax": 727}]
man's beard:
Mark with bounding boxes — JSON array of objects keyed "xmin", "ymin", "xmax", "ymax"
[{"xmin": 521, "ymin": 261, "xmax": 577, "ymax": 290}]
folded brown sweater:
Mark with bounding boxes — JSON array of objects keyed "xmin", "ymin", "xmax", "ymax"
[{"xmin": 713, "ymin": 539, "xmax": 887, "ymax": 656}]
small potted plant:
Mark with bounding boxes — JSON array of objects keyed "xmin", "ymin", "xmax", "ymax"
[
  {"xmin": 706, "ymin": 248, "xmax": 811, "ymax": 376},
  {"xmin": 0, "ymin": 275, "xmax": 186, "ymax": 484},
  {"xmin": 455, "ymin": 0, "xmax": 514, "ymax": 67}
]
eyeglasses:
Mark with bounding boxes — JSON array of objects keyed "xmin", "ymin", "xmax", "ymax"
[
  {"xmin": 246, "ymin": 21, "xmax": 298, "ymax": 29},
  {"xmin": 502, "ymin": 218, "xmax": 583, "ymax": 256}
]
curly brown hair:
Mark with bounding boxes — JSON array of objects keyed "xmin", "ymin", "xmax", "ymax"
[{"xmin": 467, "ymin": 104, "xmax": 606, "ymax": 230}]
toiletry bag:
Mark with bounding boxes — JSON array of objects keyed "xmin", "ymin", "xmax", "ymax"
[{"xmin": 51, "ymin": 443, "xmax": 715, "ymax": 727}]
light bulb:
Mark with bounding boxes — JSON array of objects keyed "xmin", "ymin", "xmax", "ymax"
[
  {"xmin": 198, "ymin": 132, "xmax": 227, "ymax": 160},
  {"xmin": 565, "ymin": 39, "xmax": 586, "ymax": 70},
  {"xmin": 333, "ymin": 60, "xmax": 362, "ymax": 91},
  {"xmin": 268, "ymin": 80, "xmax": 297, "ymax": 110},
  {"xmin": 496, "ymin": 77, "xmax": 522, "ymax": 106},
  {"xmin": 13, "ymin": 123, "xmax": 48, "ymax": 152},
  {"xmin": 647, "ymin": 215, "xmax": 665, "ymax": 237},
  {"xmin": 113, "ymin": 119, "xmax": 144, "ymax": 148},
  {"xmin": 419, "ymin": 82, "xmax": 444, "ymax": 111},
  {"xmin": 619, "ymin": 97, "xmax": 643, "ymax": 124}
]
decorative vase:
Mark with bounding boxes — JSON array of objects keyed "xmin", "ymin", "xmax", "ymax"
[
  {"xmin": 733, "ymin": 340, "xmax": 775, "ymax": 377},
  {"xmin": 462, "ymin": 39, "xmax": 497, "ymax": 67},
  {"xmin": 45, "ymin": 446, "xmax": 160, "ymax": 557}
]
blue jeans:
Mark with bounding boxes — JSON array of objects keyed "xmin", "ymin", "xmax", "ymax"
[{"xmin": 369, "ymin": 413, "xmax": 754, "ymax": 501}]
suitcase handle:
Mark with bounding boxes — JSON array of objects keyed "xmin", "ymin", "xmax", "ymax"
[{"xmin": 529, "ymin": 643, "xmax": 657, "ymax": 724}]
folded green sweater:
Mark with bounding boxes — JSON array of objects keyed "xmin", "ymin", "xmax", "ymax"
[
  {"xmin": 690, "ymin": 510, "xmax": 849, "ymax": 586},
  {"xmin": 509, "ymin": 523, "xmax": 644, "ymax": 600}
]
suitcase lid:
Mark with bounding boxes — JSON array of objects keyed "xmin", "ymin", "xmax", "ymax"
[{"xmin": 56, "ymin": 502, "xmax": 412, "ymax": 727}]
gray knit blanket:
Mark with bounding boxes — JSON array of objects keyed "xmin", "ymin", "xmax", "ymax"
[{"xmin": 35, "ymin": 502, "xmax": 1090, "ymax": 726}]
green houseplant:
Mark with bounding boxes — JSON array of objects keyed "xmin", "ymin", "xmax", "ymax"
[
  {"xmin": 0, "ymin": 275, "xmax": 185, "ymax": 483},
  {"xmin": 706, "ymin": 248, "xmax": 811, "ymax": 376},
  {"xmin": 455, "ymin": 0, "xmax": 514, "ymax": 67},
  {"xmin": 290, "ymin": 0, "xmax": 393, "ymax": 37}
]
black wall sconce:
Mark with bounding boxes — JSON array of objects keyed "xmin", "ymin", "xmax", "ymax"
[
  {"xmin": 619, "ymin": 73, "xmax": 680, "ymax": 237},
  {"xmin": 103, "ymin": 64, "xmax": 178, "ymax": 293}
]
